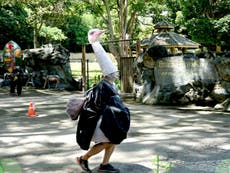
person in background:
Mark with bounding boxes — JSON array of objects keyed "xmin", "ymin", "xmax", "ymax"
[{"xmin": 10, "ymin": 66, "xmax": 23, "ymax": 96}]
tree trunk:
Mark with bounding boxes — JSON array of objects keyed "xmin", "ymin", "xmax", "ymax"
[
  {"xmin": 117, "ymin": 0, "xmax": 129, "ymax": 57},
  {"xmin": 33, "ymin": 28, "xmax": 37, "ymax": 49},
  {"xmin": 33, "ymin": 13, "xmax": 43, "ymax": 48},
  {"xmin": 102, "ymin": 0, "xmax": 120, "ymax": 65},
  {"xmin": 33, "ymin": 21, "xmax": 37, "ymax": 48}
]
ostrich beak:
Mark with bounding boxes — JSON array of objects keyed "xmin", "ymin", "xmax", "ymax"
[{"xmin": 96, "ymin": 30, "xmax": 106, "ymax": 37}]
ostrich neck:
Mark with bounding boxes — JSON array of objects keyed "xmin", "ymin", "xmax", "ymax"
[
  {"xmin": 91, "ymin": 41, "xmax": 118, "ymax": 76},
  {"xmin": 91, "ymin": 41, "xmax": 104, "ymax": 53}
]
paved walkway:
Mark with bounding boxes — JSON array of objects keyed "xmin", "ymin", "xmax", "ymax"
[{"xmin": 0, "ymin": 87, "xmax": 229, "ymax": 173}]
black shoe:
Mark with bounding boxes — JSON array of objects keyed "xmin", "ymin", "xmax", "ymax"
[
  {"xmin": 98, "ymin": 164, "xmax": 120, "ymax": 173},
  {"xmin": 76, "ymin": 157, "xmax": 92, "ymax": 173}
]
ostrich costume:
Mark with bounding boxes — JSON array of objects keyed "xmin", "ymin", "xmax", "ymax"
[
  {"xmin": 76, "ymin": 29, "xmax": 130, "ymax": 150},
  {"xmin": 87, "ymin": 29, "xmax": 118, "ymax": 76}
]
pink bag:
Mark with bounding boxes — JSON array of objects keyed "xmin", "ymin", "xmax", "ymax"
[{"xmin": 66, "ymin": 97, "xmax": 87, "ymax": 120}]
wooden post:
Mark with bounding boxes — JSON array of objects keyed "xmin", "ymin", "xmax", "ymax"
[
  {"xmin": 82, "ymin": 45, "xmax": 86, "ymax": 92},
  {"xmin": 86, "ymin": 59, "xmax": 89, "ymax": 89},
  {"xmin": 120, "ymin": 56, "xmax": 134, "ymax": 93},
  {"xmin": 136, "ymin": 39, "xmax": 141, "ymax": 57}
]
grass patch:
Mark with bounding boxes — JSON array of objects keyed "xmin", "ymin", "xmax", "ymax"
[
  {"xmin": 71, "ymin": 62, "xmax": 103, "ymax": 88},
  {"xmin": 70, "ymin": 61, "xmax": 120, "ymax": 89}
]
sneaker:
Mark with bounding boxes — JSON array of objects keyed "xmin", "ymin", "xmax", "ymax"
[
  {"xmin": 76, "ymin": 157, "xmax": 92, "ymax": 173},
  {"xmin": 98, "ymin": 164, "xmax": 120, "ymax": 173}
]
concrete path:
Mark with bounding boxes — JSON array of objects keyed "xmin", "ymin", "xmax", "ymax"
[{"xmin": 0, "ymin": 87, "xmax": 229, "ymax": 173}]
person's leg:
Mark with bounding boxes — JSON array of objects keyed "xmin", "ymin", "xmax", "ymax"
[
  {"xmin": 82, "ymin": 142, "xmax": 110, "ymax": 160},
  {"xmin": 77, "ymin": 142, "xmax": 110, "ymax": 172},
  {"xmin": 10, "ymin": 80, "xmax": 16, "ymax": 95},
  {"xmin": 102, "ymin": 143, "xmax": 115, "ymax": 164},
  {"xmin": 98, "ymin": 143, "xmax": 119, "ymax": 172},
  {"xmin": 16, "ymin": 80, "xmax": 22, "ymax": 96}
]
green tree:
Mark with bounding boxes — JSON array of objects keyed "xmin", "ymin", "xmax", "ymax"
[
  {"xmin": 8, "ymin": 0, "xmax": 80, "ymax": 48},
  {"xmin": 0, "ymin": 2, "xmax": 33, "ymax": 49},
  {"xmin": 1, "ymin": 0, "xmax": 91, "ymax": 50},
  {"xmin": 1, "ymin": 0, "xmax": 228, "ymax": 52},
  {"xmin": 61, "ymin": 15, "xmax": 89, "ymax": 52},
  {"xmin": 178, "ymin": 0, "xmax": 230, "ymax": 50},
  {"xmin": 39, "ymin": 26, "xmax": 67, "ymax": 44},
  {"xmin": 213, "ymin": 14, "xmax": 230, "ymax": 49},
  {"xmin": 81, "ymin": 0, "xmax": 163, "ymax": 64},
  {"xmin": 23, "ymin": 0, "xmax": 68, "ymax": 48}
]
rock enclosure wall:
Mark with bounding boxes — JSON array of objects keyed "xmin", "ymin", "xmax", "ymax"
[
  {"xmin": 23, "ymin": 44, "xmax": 79, "ymax": 90},
  {"xmin": 134, "ymin": 46, "xmax": 230, "ymax": 110}
]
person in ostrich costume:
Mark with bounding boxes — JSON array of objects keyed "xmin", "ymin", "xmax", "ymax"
[{"xmin": 76, "ymin": 29, "xmax": 130, "ymax": 173}]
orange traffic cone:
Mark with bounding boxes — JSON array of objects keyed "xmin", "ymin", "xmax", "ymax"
[{"xmin": 26, "ymin": 101, "xmax": 38, "ymax": 117}]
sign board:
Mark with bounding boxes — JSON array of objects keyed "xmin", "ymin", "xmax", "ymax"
[{"xmin": 154, "ymin": 56, "xmax": 218, "ymax": 87}]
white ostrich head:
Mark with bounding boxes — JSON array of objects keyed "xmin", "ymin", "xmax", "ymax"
[{"xmin": 88, "ymin": 29, "xmax": 105, "ymax": 44}]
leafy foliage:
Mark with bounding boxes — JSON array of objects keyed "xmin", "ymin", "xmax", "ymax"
[
  {"xmin": 213, "ymin": 15, "xmax": 230, "ymax": 46},
  {"xmin": 61, "ymin": 15, "xmax": 89, "ymax": 52},
  {"xmin": 178, "ymin": 0, "xmax": 230, "ymax": 50},
  {"xmin": 0, "ymin": 2, "xmax": 33, "ymax": 49},
  {"xmin": 39, "ymin": 26, "xmax": 67, "ymax": 44},
  {"xmin": 0, "ymin": 0, "xmax": 229, "ymax": 51},
  {"xmin": 186, "ymin": 18, "xmax": 216, "ymax": 46},
  {"xmin": 152, "ymin": 154, "xmax": 172, "ymax": 173}
]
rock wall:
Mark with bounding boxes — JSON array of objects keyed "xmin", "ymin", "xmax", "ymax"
[
  {"xmin": 134, "ymin": 46, "xmax": 230, "ymax": 109},
  {"xmin": 23, "ymin": 44, "xmax": 79, "ymax": 90}
]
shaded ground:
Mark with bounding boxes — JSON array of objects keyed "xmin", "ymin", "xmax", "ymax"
[{"xmin": 0, "ymin": 86, "xmax": 229, "ymax": 173}]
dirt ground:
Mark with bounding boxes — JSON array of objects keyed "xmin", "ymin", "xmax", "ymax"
[{"xmin": 0, "ymin": 86, "xmax": 229, "ymax": 173}]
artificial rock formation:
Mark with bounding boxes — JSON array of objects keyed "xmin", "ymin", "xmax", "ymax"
[
  {"xmin": 23, "ymin": 44, "xmax": 79, "ymax": 90},
  {"xmin": 134, "ymin": 46, "xmax": 230, "ymax": 110}
]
